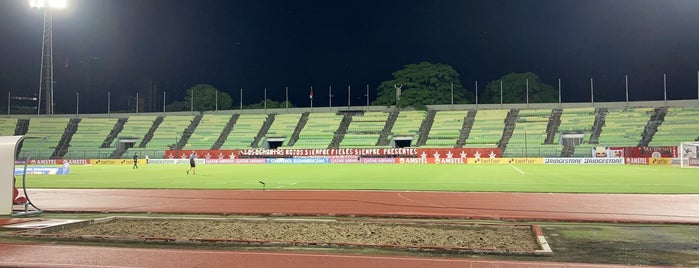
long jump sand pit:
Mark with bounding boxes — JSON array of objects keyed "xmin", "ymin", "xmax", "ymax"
[{"xmin": 11, "ymin": 216, "xmax": 551, "ymax": 255}]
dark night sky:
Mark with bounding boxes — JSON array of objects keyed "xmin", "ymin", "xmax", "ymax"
[{"xmin": 1, "ymin": 0, "xmax": 698, "ymax": 113}]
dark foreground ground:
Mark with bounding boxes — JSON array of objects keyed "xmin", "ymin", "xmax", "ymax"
[{"xmin": 1, "ymin": 189, "xmax": 698, "ymax": 267}]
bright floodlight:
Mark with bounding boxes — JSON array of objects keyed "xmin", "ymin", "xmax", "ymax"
[{"xmin": 29, "ymin": 0, "xmax": 67, "ymax": 9}]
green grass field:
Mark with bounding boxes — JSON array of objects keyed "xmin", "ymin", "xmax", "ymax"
[{"xmin": 16, "ymin": 164, "xmax": 699, "ymax": 194}]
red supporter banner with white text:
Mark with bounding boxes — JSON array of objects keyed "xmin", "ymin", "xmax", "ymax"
[{"xmin": 165, "ymin": 148, "xmax": 501, "ymax": 159}]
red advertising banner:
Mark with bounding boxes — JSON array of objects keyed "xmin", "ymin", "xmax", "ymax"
[
  {"xmin": 165, "ymin": 148, "xmax": 501, "ymax": 159},
  {"xmin": 625, "ymin": 157, "xmax": 649, "ymax": 165},
  {"xmin": 624, "ymin": 146, "xmax": 677, "ymax": 158},
  {"xmin": 593, "ymin": 146, "xmax": 678, "ymax": 158}
]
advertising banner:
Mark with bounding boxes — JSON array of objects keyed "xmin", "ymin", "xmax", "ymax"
[
  {"xmin": 624, "ymin": 146, "xmax": 677, "ymax": 158},
  {"xmin": 14, "ymin": 165, "xmax": 70, "ymax": 175},
  {"xmin": 591, "ymin": 146, "xmax": 624, "ymax": 158},
  {"xmin": 265, "ymin": 158, "xmax": 330, "ymax": 164},
  {"xmin": 164, "ymin": 148, "xmax": 501, "ymax": 159},
  {"xmin": 91, "ymin": 159, "xmax": 147, "ymax": 165},
  {"xmin": 15, "ymin": 159, "xmax": 90, "ymax": 165},
  {"xmin": 544, "ymin": 158, "xmax": 624, "ymax": 164},
  {"xmin": 648, "ymin": 158, "xmax": 672, "ymax": 165},
  {"xmin": 624, "ymin": 158, "xmax": 649, "ymax": 165},
  {"xmin": 205, "ymin": 159, "xmax": 266, "ymax": 164}
]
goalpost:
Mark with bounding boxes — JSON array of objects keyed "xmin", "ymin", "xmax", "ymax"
[{"xmin": 679, "ymin": 141, "xmax": 699, "ymax": 168}]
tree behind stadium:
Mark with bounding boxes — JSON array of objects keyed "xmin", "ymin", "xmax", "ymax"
[{"xmin": 372, "ymin": 62, "xmax": 468, "ymax": 110}]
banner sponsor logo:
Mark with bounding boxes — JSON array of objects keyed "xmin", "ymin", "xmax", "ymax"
[
  {"xmin": 361, "ymin": 158, "xmax": 397, "ymax": 164},
  {"xmin": 91, "ymin": 159, "xmax": 132, "ymax": 165},
  {"xmin": 507, "ymin": 158, "xmax": 543, "ymax": 164},
  {"xmin": 14, "ymin": 166, "xmax": 69, "ymax": 175},
  {"xmin": 649, "ymin": 158, "xmax": 671, "ymax": 165},
  {"xmin": 582, "ymin": 158, "xmax": 624, "ymax": 164},
  {"xmin": 398, "ymin": 158, "xmax": 429, "ymax": 164},
  {"xmin": 330, "ymin": 158, "xmax": 361, "ymax": 164},
  {"xmin": 544, "ymin": 158, "xmax": 583, "ymax": 164},
  {"xmin": 15, "ymin": 159, "xmax": 90, "ymax": 165},
  {"xmin": 689, "ymin": 158, "xmax": 699, "ymax": 167},
  {"xmin": 266, "ymin": 158, "xmax": 330, "ymax": 164},
  {"xmin": 435, "ymin": 158, "xmax": 465, "ymax": 164},
  {"xmin": 625, "ymin": 158, "xmax": 648, "ymax": 165},
  {"xmin": 470, "ymin": 158, "xmax": 506, "ymax": 164},
  {"xmin": 205, "ymin": 159, "xmax": 266, "ymax": 164},
  {"xmin": 148, "ymin": 159, "xmax": 206, "ymax": 165}
]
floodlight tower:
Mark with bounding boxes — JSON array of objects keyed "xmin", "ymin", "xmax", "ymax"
[{"xmin": 30, "ymin": 0, "xmax": 66, "ymax": 115}]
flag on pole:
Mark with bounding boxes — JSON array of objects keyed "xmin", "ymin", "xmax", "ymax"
[{"xmin": 309, "ymin": 86, "xmax": 314, "ymax": 99}]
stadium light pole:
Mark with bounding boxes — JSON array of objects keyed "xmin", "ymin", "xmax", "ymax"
[
  {"xmin": 525, "ymin": 79, "xmax": 529, "ymax": 108},
  {"xmin": 558, "ymin": 78, "xmax": 562, "ymax": 108},
  {"xmin": 365, "ymin": 84, "xmax": 369, "ymax": 107},
  {"xmin": 590, "ymin": 77, "xmax": 594, "ymax": 106},
  {"xmin": 30, "ymin": 0, "xmax": 67, "ymax": 115},
  {"xmin": 663, "ymin": 73, "xmax": 667, "ymax": 106},
  {"xmin": 500, "ymin": 80, "xmax": 503, "ymax": 108},
  {"xmin": 625, "ymin": 75, "xmax": 629, "ymax": 108},
  {"xmin": 475, "ymin": 81, "xmax": 478, "ymax": 109}
]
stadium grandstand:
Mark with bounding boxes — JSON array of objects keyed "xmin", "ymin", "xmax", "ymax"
[{"xmin": 3, "ymin": 99, "xmax": 699, "ymax": 160}]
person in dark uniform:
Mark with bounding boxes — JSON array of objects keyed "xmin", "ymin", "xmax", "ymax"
[
  {"xmin": 132, "ymin": 153, "xmax": 139, "ymax": 169},
  {"xmin": 186, "ymin": 152, "xmax": 196, "ymax": 175}
]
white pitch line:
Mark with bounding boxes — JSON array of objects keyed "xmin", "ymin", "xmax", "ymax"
[{"xmin": 509, "ymin": 164, "xmax": 525, "ymax": 175}]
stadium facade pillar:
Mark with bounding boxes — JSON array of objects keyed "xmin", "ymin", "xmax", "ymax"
[{"xmin": 0, "ymin": 136, "xmax": 24, "ymax": 215}]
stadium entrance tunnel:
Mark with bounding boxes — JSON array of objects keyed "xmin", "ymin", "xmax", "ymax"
[{"xmin": 391, "ymin": 137, "xmax": 412, "ymax": 148}]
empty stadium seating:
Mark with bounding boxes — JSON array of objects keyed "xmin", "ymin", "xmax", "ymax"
[
  {"xmin": 220, "ymin": 113, "xmax": 267, "ymax": 149},
  {"xmin": 650, "ymin": 107, "xmax": 699, "ymax": 145},
  {"xmin": 509, "ymin": 109, "xmax": 550, "ymax": 147},
  {"xmin": 292, "ymin": 112, "xmax": 344, "ymax": 148},
  {"xmin": 465, "ymin": 109, "xmax": 508, "ymax": 147},
  {"xmin": 19, "ymin": 117, "xmax": 70, "ymax": 159},
  {"xmin": 424, "ymin": 111, "xmax": 467, "ymax": 147},
  {"xmin": 597, "ymin": 108, "xmax": 653, "ymax": 146},
  {"xmin": 0, "ymin": 118, "xmax": 17, "ymax": 137},
  {"xmin": 111, "ymin": 115, "xmax": 157, "ymax": 147},
  {"xmin": 148, "ymin": 115, "xmax": 194, "ymax": 149},
  {"xmin": 6, "ymin": 101, "xmax": 699, "ymax": 160},
  {"xmin": 185, "ymin": 114, "xmax": 232, "ymax": 149},
  {"xmin": 340, "ymin": 112, "xmax": 388, "ymax": 148},
  {"xmin": 265, "ymin": 113, "xmax": 302, "ymax": 147},
  {"xmin": 389, "ymin": 110, "xmax": 425, "ymax": 141},
  {"xmin": 65, "ymin": 117, "xmax": 118, "ymax": 159}
]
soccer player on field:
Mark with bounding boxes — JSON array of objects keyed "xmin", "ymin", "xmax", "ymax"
[{"xmin": 186, "ymin": 152, "xmax": 196, "ymax": 175}]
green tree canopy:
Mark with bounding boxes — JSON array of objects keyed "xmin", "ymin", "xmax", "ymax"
[
  {"xmin": 184, "ymin": 84, "xmax": 233, "ymax": 111},
  {"xmin": 481, "ymin": 73, "xmax": 557, "ymax": 104},
  {"xmin": 372, "ymin": 62, "xmax": 467, "ymax": 110}
]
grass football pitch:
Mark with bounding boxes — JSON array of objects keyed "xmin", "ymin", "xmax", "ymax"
[{"xmin": 17, "ymin": 164, "xmax": 699, "ymax": 194}]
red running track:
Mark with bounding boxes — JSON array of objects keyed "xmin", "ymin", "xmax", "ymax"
[
  {"xmin": 2, "ymin": 189, "xmax": 697, "ymax": 268},
  {"xmin": 22, "ymin": 189, "xmax": 699, "ymax": 224}
]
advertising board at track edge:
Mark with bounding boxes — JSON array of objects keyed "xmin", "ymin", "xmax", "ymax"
[
  {"xmin": 624, "ymin": 158, "xmax": 673, "ymax": 165},
  {"xmin": 12, "ymin": 157, "xmax": 682, "ymax": 166},
  {"xmin": 163, "ymin": 148, "xmax": 502, "ymax": 159}
]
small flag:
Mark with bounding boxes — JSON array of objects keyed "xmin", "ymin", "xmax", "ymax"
[{"xmin": 309, "ymin": 86, "xmax": 314, "ymax": 99}]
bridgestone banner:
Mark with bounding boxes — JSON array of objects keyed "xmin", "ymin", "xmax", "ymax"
[{"xmin": 543, "ymin": 158, "xmax": 624, "ymax": 164}]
